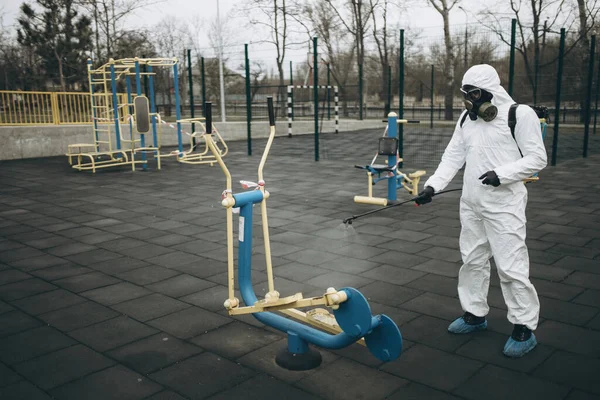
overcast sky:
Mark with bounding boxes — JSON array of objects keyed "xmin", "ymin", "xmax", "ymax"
[{"xmin": 0, "ymin": 0, "xmax": 531, "ymax": 74}]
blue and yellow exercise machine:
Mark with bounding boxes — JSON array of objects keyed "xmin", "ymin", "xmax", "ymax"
[
  {"xmin": 204, "ymin": 98, "xmax": 403, "ymax": 370},
  {"xmin": 354, "ymin": 113, "xmax": 426, "ymax": 206}
]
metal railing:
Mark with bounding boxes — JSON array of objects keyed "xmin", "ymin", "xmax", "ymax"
[{"xmin": 0, "ymin": 90, "xmax": 128, "ymax": 126}]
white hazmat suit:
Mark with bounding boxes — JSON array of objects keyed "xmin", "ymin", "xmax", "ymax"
[{"xmin": 424, "ymin": 64, "xmax": 547, "ymax": 331}]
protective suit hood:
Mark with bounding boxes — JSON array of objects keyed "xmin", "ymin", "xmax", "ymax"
[{"xmin": 462, "ymin": 64, "xmax": 514, "ymax": 108}]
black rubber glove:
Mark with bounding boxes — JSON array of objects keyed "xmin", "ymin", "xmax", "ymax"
[
  {"xmin": 479, "ymin": 171, "xmax": 500, "ymax": 187},
  {"xmin": 415, "ymin": 186, "xmax": 435, "ymax": 206}
]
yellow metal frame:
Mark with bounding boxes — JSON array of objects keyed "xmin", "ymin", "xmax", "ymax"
[{"xmin": 174, "ymin": 117, "xmax": 229, "ymax": 165}]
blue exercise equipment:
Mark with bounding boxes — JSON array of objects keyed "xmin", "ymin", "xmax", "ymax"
[{"xmin": 203, "ymin": 98, "xmax": 403, "ymax": 370}]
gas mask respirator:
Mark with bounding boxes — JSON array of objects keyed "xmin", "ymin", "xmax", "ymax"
[{"xmin": 461, "ymin": 85, "xmax": 497, "ymax": 122}]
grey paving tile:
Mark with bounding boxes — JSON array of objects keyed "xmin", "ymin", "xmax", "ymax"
[
  {"xmin": 147, "ymin": 233, "xmax": 195, "ymax": 247},
  {"xmin": 145, "ymin": 274, "xmax": 216, "ymax": 298},
  {"xmin": 0, "ymin": 380, "xmax": 52, "ymax": 399},
  {"xmin": 454, "ymin": 364, "xmax": 569, "ymax": 400},
  {"xmin": 329, "ymin": 243, "xmax": 389, "ymax": 259},
  {"xmin": 381, "ymin": 344, "xmax": 483, "ymax": 391},
  {"xmin": 273, "ymin": 262, "xmax": 330, "ymax": 282},
  {"xmin": 24, "ymin": 235, "xmax": 73, "ymax": 249},
  {"xmin": 573, "ymin": 289, "xmax": 600, "ymax": 308},
  {"xmin": 0, "ymin": 269, "xmax": 31, "ymax": 286},
  {"xmin": 53, "ymin": 271, "xmax": 119, "ymax": 293},
  {"xmin": 190, "ymin": 321, "xmax": 281, "ymax": 359},
  {"xmin": 150, "ymin": 352, "xmax": 254, "ymax": 399},
  {"xmin": 208, "ymin": 373, "xmax": 319, "ymax": 400},
  {"xmin": 405, "ymin": 273, "xmax": 459, "ymax": 297},
  {"xmin": 40, "ymin": 301, "xmax": 119, "ymax": 332},
  {"xmin": 70, "ymin": 315, "xmax": 158, "ymax": 352},
  {"xmin": 369, "ymin": 250, "xmax": 429, "ymax": 268},
  {"xmin": 112, "ymin": 293, "xmax": 191, "ymax": 322},
  {"xmin": 0, "ymin": 278, "xmax": 56, "ymax": 301},
  {"xmin": 147, "ymin": 306, "xmax": 232, "ymax": 339},
  {"xmin": 81, "ymin": 282, "xmax": 151, "ymax": 305},
  {"xmin": 553, "ymin": 256, "xmax": 600, "ymax": 274},
  {"xmin": 50, "ymin": 364, "xmax": 162, "ymax": 400},
  {"xmin": 0, "ymin": 241, "xmax": 25, "ymax": 252},
  {"xmin": 564, "ymin": 271, "xmax": 600, "ymax": 290},
  {"xmin": 7, "ymin": 254, "xmax": 68, "ymax": 271},
  {"xmin": 359, "ymin": 280, "xmax": 423, "ymax": 307},
  {"xmin": 538, "ymin": 296, "xmax": 598, "ymax": 325},
  {"xmin": 45, "ymin": 243, "xmax": 97, "ymax": 257},
  {"xmin": 116, "ymin": 265, "xmax": 180, "ymax": 286},
  {"xmin": 305, "ymin": 271, "xmax": 373, "ymax": 289},
  {"xmin": 400, "ymin": 292, "xmax": 462, "ymax": 321},
  {"xmin": 0, "ymin": 247, "xmax": 46, "ymax": 263},
  {"xmin": 401, "ymin": 315, "xmax": 473, "ymax": 352},
  {"xmin": 107, "ymin": 333, "xmax": 203, "ymax": 375},
  {"xmin": 171, "ymin": 240, "xmax": 222, "ymax": 255},
  {"xmin": 298, "ymin": 358, "xmax": 407, "ymax": 400},
  {"xmin": 536, "ymin": 320, "xmax": 600, "ymax": 357},
  {"xmin": 282, "ymin": 249, "xmax": 341, "ymax": 265},
  {"xmin": 179, "ymin": 285, "xmax": 229, "ymax": 312},
  {"xmin": 14, "ymin": 344, "xmax": 115, "ymax": 390},
  {"xmin": 64, "ymin": 248, "xmax": 123, "ymax": 265},
  {"xmin": 565, "ymin": 390, "xmax": 600, "ymax": 400},
  {"xmin": 0, "ymin": 362, "xmax": 22, "ymax": 388},
  {"xmin": 29, "ymin": 263, "xmax": 92, "ymax": 281},
  {"xmin": 386, "ymin": 382, "xmax": 462, "ymax": 400},
  {"xmin": 117, "ymin": 244, "xmax": 175, "ymax": 260},
  {"xmin": 534, "ymin": 350, "xmax": 600, "ymax": 395},
  {"xmin": 11, "ymin": 289, "xmax": 86, "ymax": 316},
  {"xmin": 0, "ymin": 326, "xmax": 75, "ymax": 365},
  {"xmin": 0, "ymin": 310, "xmax": 42, "ymax": 338},
  {"xmin": 361, "ymin": 264, "xmax": 426, "ymax": 285},
  {"xmin": 412, "ymin": 258, "xmax": 461, "ymax": 277}
]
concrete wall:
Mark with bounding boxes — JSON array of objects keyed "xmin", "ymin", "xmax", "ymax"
[{"xmin": 0, "ymin": 119, "xmax": 386, "ymax": 160}]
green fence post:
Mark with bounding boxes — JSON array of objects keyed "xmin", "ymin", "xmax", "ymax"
[
  {"xmin": 594, "ymin": 46, "xmax": 600, "ymax": 135},
  {"xmin": 508, "ymin": 19, "xmax": 516, "ymax": 97},
  {"xmin": 359, "ymin": 63, "xmax": 363, "ymax": 120},
  {"xmin": 314, "ymin": 37, "xmax": 319, "ymax": 161},
  {"xmin": 398, "ymin": 29, "xmax": 404, "ymax": 169},
  {"xmin": 186, "ymin": 49, "xmax": 196, "ymax": 149},
  {"xmin": 552, "ymin": 28, "xmax": 566, "ymax": 166},
  {"xmin": 245, "ymin": 44, "xmax": 252, "ymax": 156},
  {"xmin": 327, "ymin": 63, "xmax": 331, "ymax": 120},
  {"xmin": 584, "ymin": 35, "xmax": 596, "ymax": 158},
  {"xmin": 430, "ymin": 64, "xmax": 434, "ymax": 129},
  {"xmin": 201, "ymin": 57, "xmax": 207, "ymax": 117}
]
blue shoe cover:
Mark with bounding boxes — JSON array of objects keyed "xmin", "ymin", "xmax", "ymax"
[
  {"xmin": 447, "ymin": 317, "xmax": 487, "ymax": 334},
  {"xmin": 503, "ymin": 333, "xmax": 537, "ymax": 357}
]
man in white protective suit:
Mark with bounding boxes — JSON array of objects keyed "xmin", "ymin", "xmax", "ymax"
[{"xmin": 414, "ymin": 64, "xmax": 547, "ymax": 358}]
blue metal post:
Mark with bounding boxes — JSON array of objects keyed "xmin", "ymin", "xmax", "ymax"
[
  {"xmin": 109, "ymin": 62, "xmax": 122, "ymax": 150},
  {"xmin": 134, "ymin": 60, "xmax": 147, "ymax": 169},
  {"xmin": 387, "ymin": 113, "xmax": 398, "ymax": 201},
  {"xmin": 287, "ymin": 331, "xmax": 309, "ymax": 354},
  {"xmin": 173, "ymin": 61, "xmax": 183, "ymax": 154},
  {"xmin": 148, "ymin": 65, "xmax": 158, "ymax": 148}
]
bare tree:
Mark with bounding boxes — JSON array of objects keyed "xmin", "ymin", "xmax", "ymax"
[
  {"xmin": 427, "ymin": 0, "xmax": 458, "ymax": 120},
  {"xmin": 304, "ymin": 1, "xmax": 357, "ymax": 115}
]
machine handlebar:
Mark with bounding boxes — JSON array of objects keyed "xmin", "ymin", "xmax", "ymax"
[
  {"xmin": 206, "ymin": 102, "xmax": 212, "ymax": 133},
  {"xmin": 267, "ymin": 97, "xmax": 275, "ymax": 127}
]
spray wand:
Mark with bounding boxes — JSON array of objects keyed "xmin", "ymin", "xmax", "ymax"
[{"xmin": 342, "ymin": 188, "xmax": 462, "ymax": 225}]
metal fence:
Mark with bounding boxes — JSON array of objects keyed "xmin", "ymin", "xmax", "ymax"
[{"xmin": 0, "ymin": 90, "xmax": 129, "ymax": 125}]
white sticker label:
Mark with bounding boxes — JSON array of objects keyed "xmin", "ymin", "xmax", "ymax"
[{"xmin": 239, "ymin": 216, "xmax": 245, "ymax": 242}]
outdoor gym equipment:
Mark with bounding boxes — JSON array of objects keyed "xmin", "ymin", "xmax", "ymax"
[
  {"xmin": 203, "ymin": 98, "xmax": 403, "ymax": 370},
  {"xmin": 68, "ymin": 57, "xmax": 177, "ymax": 172},
  {"xmin": 354, "ymin": 113, "xmax": 426, "ymax": 206},
  {"xmin": 169, "ymin": 116, "xmax": 228, "ymax": 166}
]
